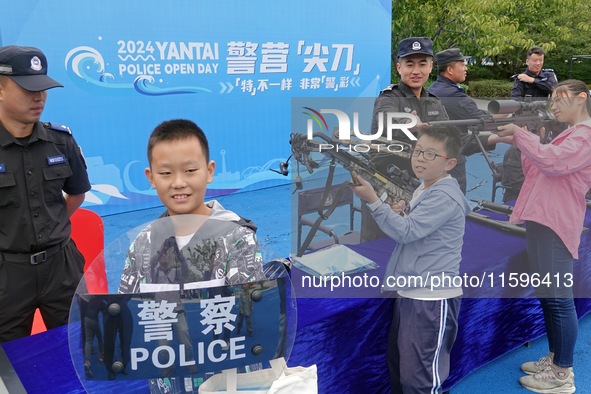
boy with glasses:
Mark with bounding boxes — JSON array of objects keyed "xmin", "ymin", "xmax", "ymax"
[
  {"xmin": 351, "ymin": 124, "xmax": 470, "ymax": 393},
  {"xmin": 363, "ymin": 37, "xmax": 450, "ymax": 242}
]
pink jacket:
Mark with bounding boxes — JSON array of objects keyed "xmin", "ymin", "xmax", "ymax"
[{"xmin": 510, "ymin": 121, "xmax": 591, "ymax": 259}]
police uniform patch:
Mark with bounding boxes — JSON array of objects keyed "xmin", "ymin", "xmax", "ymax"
[
  {"xmin": 428, "ymin": 110, "xmax": 440, "ymax": 116},
  {"xmin": 0, "ymin": 163, "xmax": 5, "ymax": 173},
  {"xmin": 381, "ymin": 84, "xmax": 396, "ymax": 93},
  {"xmin": 44, "ymin": 122, "xmax": 72, "ymax": 135},
  {"xmin": 404, "ymin": 107, "xmax": 412, "ymax": 113},
  {"xmin": 47, "ymin": 154, "xmax": 66, "ymax": 166}
]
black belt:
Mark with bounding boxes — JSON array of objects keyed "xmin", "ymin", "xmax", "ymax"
[{"xmin": 0, "ymin": 239, "xmax": 70, "ymax": 265}]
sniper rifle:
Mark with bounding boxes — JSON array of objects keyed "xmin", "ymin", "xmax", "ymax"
[
  {"xmin": 289, "ymin": 132, "xmax": 528, "ymax": 249},
  {"xmin": 429, "ymin": 99, "xmax": 566, "ymax": 200}
]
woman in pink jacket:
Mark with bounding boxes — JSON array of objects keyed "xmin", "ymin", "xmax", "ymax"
[{"xmin": 497, "ymin": 79, "xmax": 591, "ymax": 394}]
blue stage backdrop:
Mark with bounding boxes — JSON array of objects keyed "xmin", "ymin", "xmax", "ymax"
[{"xmin": 0, "ymin": 0, "xmax": 391, "ymax": 215}]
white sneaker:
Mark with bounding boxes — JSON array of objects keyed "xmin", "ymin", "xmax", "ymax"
[
  {"xmin": 521, "ymin": 354, "xmax": 553, "ymax": 375},
  {"xmin": 519, "ymin": 366, "xmax": 575, "ymax": 393}
]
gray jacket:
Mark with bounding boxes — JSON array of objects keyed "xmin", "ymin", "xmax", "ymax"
[{"xmin": 372, "ymin": 177, "xmax": 470, "ymax": 298}]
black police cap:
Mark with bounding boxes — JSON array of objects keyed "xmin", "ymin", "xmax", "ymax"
[
  {"xmin": 0, "ymin": 45, "xmax": 63, "ymax": 92},
  {"xmin": 397, "ymin": 37, "xmax": 434, "ymax": 59},
  {"xmin": 435, "ymin": 48, "xmax": 470, "ymax": 65}
]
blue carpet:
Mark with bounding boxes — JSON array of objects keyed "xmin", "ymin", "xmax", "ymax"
[{"xmin": 451, "ymin": 313, "xmax": 590, "ymax": 393}]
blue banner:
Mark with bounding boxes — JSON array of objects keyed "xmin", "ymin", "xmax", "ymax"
[{"xmin": 0, "ymin": 0, "xmax": 391, "ymax": 215}]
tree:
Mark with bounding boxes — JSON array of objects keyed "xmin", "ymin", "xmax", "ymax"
[{"xmin": 391, "ymin": 0, "xmax": 591, "ymax": 78}]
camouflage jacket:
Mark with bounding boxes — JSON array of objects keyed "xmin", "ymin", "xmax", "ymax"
[{"xmin": 118, "ymin": 201, "xmax": 265, "ymax": 294}]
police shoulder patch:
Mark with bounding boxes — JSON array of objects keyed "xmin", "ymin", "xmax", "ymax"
[
  {"xmin": 381, "ymin": 84, "xmax": 397, "ymax": 93},
  {"xmin": 542, "ymin": 68, "xmax": 555, "ymax": 73},
  {"xmin": 43, "ymin": 122, "xmax": 72, "ymax": 135}
]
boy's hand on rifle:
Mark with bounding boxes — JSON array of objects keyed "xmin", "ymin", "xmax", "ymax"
[
  {"xmin": 388, "ymin": 198, "xmax": 406, "ymax": 215},
  {"xmin": 349, "ymin": 175, "xmax": 378, "ymax": 203}
]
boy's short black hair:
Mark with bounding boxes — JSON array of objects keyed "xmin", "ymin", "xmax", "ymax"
[
  {"xmin": 417, "ymin": 125, "xmax": 462, "ymax": 159},
  {"xmin": 147, "ymin": 119, "xmax": 210, "ymax": 165}
]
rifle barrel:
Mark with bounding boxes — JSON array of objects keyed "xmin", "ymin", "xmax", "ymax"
[
  {"xmin": 471, "ymin": 199, "xmax": 514, "ymax": 215},
  {"xmin": 488, "ymin": 99, "xmax": 548, "ymax": 115},
  {"xmin": 428, "ymin": 118, "xmax": 488, "ymax": 127},
  {"xmin": 467, "ymin": 212, "xmax": 526, "ymax": 236}
]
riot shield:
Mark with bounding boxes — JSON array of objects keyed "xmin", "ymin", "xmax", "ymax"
[{"xmin": 68, "ymin": 214, "xmax": 296, "ymax": 393}]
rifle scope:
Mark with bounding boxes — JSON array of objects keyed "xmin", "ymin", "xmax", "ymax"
[{"xmin": 488, "ymin": 99, "xmax": 548, "ymax": 115}]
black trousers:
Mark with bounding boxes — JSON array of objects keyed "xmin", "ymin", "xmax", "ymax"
[
  {"xmin": 0, "ymin": 239, "xmax": 84, "ymax": 343},
  {"xmin": 388, "ymin": 297, "xmax": 461, "ymax": 394}
]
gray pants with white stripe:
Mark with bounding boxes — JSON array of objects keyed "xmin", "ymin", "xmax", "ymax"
[{"xmin": 388, "ymin": 297, "xmax": 461, "ymax": 394}]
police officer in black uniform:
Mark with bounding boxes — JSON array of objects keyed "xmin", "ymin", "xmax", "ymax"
[
  {"xmin": 502, "ymin": 46, "xmax": 558, "ymax": 202},
  {"xmin": 428, "ymin": 48, "xmax": 506, "ymax": 194},
  {"xmin": 363, "ymin": 37, "xmax": 449, "ymax": 241},
  {"xmin": 0, "ymin": 45, "xmax": 91, "ymax": 343},
  {"xmin": 370, "ymin": 37, "xmax": 449, "ymax": 175},
  {"xmin": 511, "ymin": 46, "xmax": 558, "ymax": 99}
]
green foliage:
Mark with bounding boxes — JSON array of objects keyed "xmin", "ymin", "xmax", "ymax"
[
  {"xmin": 465, "ymin": 65, "xmax": 507, "ymax": 82},
  {"xmin": 544, "ymin": 57, "xmax": 591, "ymax": 82},
  {"xmin": 467, "ymin": 80, "xmax": 514, "ymax": 98},
  {"xmin": 390, "ymin": 0, "xmax": 591, "ymax": 79}
]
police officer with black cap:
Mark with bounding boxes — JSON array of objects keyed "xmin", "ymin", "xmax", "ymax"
[
  {"xmin": 363, "ymin": 37, "xmax": 449, "ymax": 241},
  {"xmin": 0, "ymin": 45, "xmax": 91, "ymax": 342},
  {"xmin": 371, "ymin": 36, "xmax": 449, "ymax": 140},
  {"xmin": 429, "ymin": 48, "xmax": 487, "ymax": 120},
  {"xmin": 428, "ymin": 48, "xmax": 507, "ymax": 194},
  {"xmin": 370, "ymin": 37, "xmax": 450, "ymax": 176}
]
